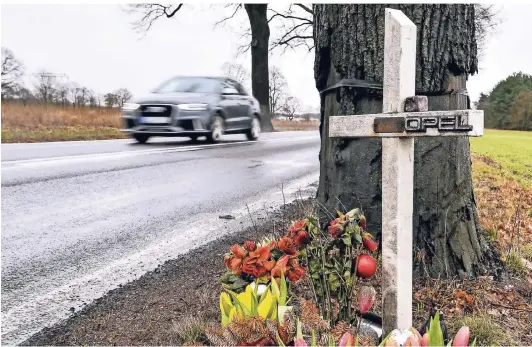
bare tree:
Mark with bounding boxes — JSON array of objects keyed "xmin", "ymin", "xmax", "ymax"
[
  {"xmin": 56, "ymin": 82, "xmax": 70, "ymax": 107},
  {"xmin": 104, "ymin": 93, "xmax": 118, "ymax": 108},
  {"xmin": 114, "ymin": 88, "xmax": 132, "ymax": 107},
  {"xmin": 269, "ymin": 66, "xmax": 287, "ymax": 115},
  {"xmin": 474, "ymin": 4, "xmax": 501, "ymax": 57},
  {"xmin": 221, "ymin": 62, "xmax": 250, "ymax": 89},
  {"xmin": 268, "ymin": 4, "xmax": 314, "ymax": 52},
  {"xmin": 1, "ymin": 47, "xmax": 24, "ymax": 99},
  {"xmin": 32, "ymin": 71, "xmax": 58, "ymax": 104},
  {"xmin": 16, "ymin": 87, "xmax": 32, "ymax": 106},
  {"xmin": 281, "ymin": 95, "xmax": 300, "ymax": 121}
]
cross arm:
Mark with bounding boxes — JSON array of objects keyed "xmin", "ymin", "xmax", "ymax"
[{"xmin": 329, "ymin": 110, "xmax": 484, "ymax": 138}]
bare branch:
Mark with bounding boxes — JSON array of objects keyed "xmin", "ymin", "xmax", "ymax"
[
  {"xmin": 294, "ymin": 3, "xmax": 313, "ymax": 15},
  {"xmin": 214, "ymin": 4, "xmax": 242, "ymax": 27},
  {"xmin": 126, "ymin": 4, "xmax": 184, "ymax": 33}
]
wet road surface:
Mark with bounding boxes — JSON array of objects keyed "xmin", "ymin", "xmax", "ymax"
[{"xmin": 1, "ymin": 131, "xmax": 321, "ymax": 344}]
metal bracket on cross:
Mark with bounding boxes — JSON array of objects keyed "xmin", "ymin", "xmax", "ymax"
[{"xmin": 327, "ymin": 8, "xmax": 484, "ymax": 336}]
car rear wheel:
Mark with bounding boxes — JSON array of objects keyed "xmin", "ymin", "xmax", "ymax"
[
  {"xmin": 246, "ymin": 116, "xmax": 261, "ymax": 141},
  {"xmin": 206, "ymin": 115, "xmax": 224, "ymax": 144},
  {"xmin": 133, "ymin": 134, "xmax": 150, "ymax": 144}
]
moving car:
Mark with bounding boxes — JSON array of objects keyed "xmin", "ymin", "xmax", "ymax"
[{"xmin": 120, "ymin": 76, "xmax": 262, "ymax": 144}]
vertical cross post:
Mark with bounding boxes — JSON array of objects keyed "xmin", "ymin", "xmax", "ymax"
[{"xmin": 381, "ymin": 8, "xmax": 416, "ymax": 335}]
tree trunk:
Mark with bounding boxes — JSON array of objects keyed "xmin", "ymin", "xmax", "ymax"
[
  {"xmin": 314, "ymin": 4, "xmax": 503, "ymax": 279},
  {"xmin": 245, "ymin": 4, "xmax": 274, "ymax": 132}
]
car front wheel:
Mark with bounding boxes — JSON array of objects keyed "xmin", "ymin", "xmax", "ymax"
[
  {"xmin": 206, "ymin": 115, "xmax": 224, "ymax": 144},
  {"xmin": 133, "ymin": 134, "xmax": 150, "ymax": 144},
  {"xmin": 246, "ymin": 116, "xmax": 261, "ymax": 141}
]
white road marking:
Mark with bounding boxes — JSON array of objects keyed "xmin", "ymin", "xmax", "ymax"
[{"xmin": 2, "ymin": 135, "xmax": 318, "ymax": 167}]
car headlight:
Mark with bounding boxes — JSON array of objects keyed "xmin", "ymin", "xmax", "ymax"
[
  {"xmin": 122, "ymin": 103, "xmax": 140, "ymax": 111},
  {"xmin": 177, "ymin": 103, "xmax": 208, "ymax": 111}
]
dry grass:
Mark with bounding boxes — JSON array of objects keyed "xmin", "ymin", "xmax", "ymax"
[
  {"xmin": 272, "ymin": 119, "xmax": 319, "ymax": 131},
  {"xmin": 2, "ymin": 103, "xmax": 121, "ymax": 127},
  {"xmin": 1, "ymin": 103, "xmax": 319, "ymax": 143},
  {"xmin": 1, "ymin": 103, "xmax": 125, "ymax": 143}
]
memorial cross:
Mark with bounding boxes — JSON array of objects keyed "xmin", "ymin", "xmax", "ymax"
[{"xmin": 328, "ymin": 8, "xmax": 483, "ymax": 335}]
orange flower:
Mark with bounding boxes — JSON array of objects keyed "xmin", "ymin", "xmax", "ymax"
[
  {"xmin": 271, "ymin": 255, "xmax": 305, "ymax": 282},
  {"xmin": 242, "ymin": 246, "xmax": 275, "ymax": 278},
  {"xmin": 243, "ymin": 241, "xmax": 256, "ymax": 252},
  {"xmin": 271, "ymin": 255, "xmax": 290, "ymax": 278},
  {"xmin": 224, "ymin": 254, "xmax": 244, "ymax": 275},
  {"xmin": 328, "ymin": 219, "xmax": 344, "ymax": 238},
  {"xmin": 278, "ymin": 237, "xmax": 297, "ymax": 255},
  {"xmin": 362, "ymin": 232, "xmax": 379, "ymax": 252},
  {"xmin": 287, "ymin": 265, "xmax": 305, "ymax": 282},
  {"xmin": 288, "ymin": 220, "xmax": 307, "ymax": 235},
  {"xmin": 231, "ymin": 244, "xmax": 247, "ymax": 259},
  {"xmin": 294, "ymin": 230, "xmax": 311, "ymax": 246}
]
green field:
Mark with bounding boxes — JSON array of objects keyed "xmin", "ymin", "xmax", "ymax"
[{"xmin": 470, "ymin": 129, "xmax": 532, "ymax": 187}]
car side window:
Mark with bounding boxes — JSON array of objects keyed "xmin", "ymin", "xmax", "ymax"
[
  {"xmin": 235, "ymin": 83, "xmax": 248, "ymax": 96},
  {"xmin": 222, "ymin": 80, "xmax": 239, "ymax": 95}
]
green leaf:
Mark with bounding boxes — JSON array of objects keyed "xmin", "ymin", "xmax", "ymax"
[
  {"xmin": 328, "ymin": 273, "xmax": 341, "ymax": 292},
  {"xmin": 280, "ymin": 270, "xmax": 288, "ymax": 306},
  {"xmin": 276, "ymin": 331, "xmax": 286, "ymax": 347},
  {"xmin": 311, "ymin": 330, "xmax": 317, "ymax": 346},
  {"xmin": 329, "ymin": 335, "xmax": 336, "ymax": 347},
  {"xmin": 378, "ymin": 333, "xmax": 391, "ymax": 347},
  {"xmin": 471, "ymin": 337, "xmax": 477, "ymax": 347},
  {"xmin": 342, "ymin": 233, "xmax": 352, "ymax": 246},
  {"xmin": 231, "ymin": 278, "xmax": 248, "ymax": 290},
  {"xmin": 428, "ymin": 311, "xmax": 444, "ymax": 347},
  {"xmin": 258, "ymin": 283, "xmax": 272, "ymax": 304},
  {"xmin": 353, "ymin": 231, "xmax": 362, "ymax": 244}
]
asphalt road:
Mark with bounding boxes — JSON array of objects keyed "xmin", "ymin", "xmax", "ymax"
[{"xmin": 1, "ymin": 131, "xmax": 321, "ymax": 345}]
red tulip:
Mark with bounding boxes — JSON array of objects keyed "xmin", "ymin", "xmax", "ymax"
[
  {"xmin": 358, "ymin": 285, "xmax": 376, "ymax": 313},
  {"xmin": 359, "ymin": 215, "xmax": 367, "ymax": 229},
  {"xmin": 294, "ymin": 338, "xmax": 308, "ymax": 347},
  {"xmin": 356, "ymin": 254, "xmax": 377, "ymax": 279},
  {"xmin": 243, "ymin": 241, "xmax": 256, "ymax": 252},
  {"xmin": 339, "ymin": 332, "xmax": 354, "ymax": 347},
  {"xmin": 294, "ymin": 230, "xmax": 311, "ymax": 246},
  {"xmin": 404, "ymin": 336, "xmax": 420, "ymax": 347},
  {"xmin": 278, "ymin": 237, "xmax": 297, "ymax": 255},
  {"xmin": 452, "ymin": 326, "xmax": 470, "ymax": 346},
  {"xmin": 241, "ymin": 246, "xmax": 274, "ymax": 278},
  {"xmin": 271, "ymin": 255, "xmax": 290, "ymax": 278},
  {"xmin": 231, "ymin": 244, "xmax": 247, "ymax": 259},
  {"xmin": 328, "ymin": 219, "xmax": 343, "ymax": 238},
  {"xmin": 421, "ymin": 333, "xmax": 429, "ymax": 346},
  {"xmin": 362, "ymin": 232, "xmax": 379, "ymax": 252}
]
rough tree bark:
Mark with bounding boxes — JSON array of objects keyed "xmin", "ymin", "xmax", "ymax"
[
  {"xmin": 245, "ymin": 4, "xmax": 274, "ymax": 132},
  {"xmin": 314, "ymin": 4, "xmax": 503, "ymax": 279}
]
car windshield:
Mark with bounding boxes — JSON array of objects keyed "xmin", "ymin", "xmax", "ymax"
[{"xmin": 153, "ymin": 77, "xmax": 220, "ymax": 94}]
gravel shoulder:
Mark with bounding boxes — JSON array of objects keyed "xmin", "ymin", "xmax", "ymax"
[{"xmin": 22, "ymin": 199, "xmax": 314, "ymax": 346}]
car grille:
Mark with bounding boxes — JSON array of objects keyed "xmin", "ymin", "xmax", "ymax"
[{"xmin": 139, "ymin": 105, "xmax": 173, "ymax": 125}]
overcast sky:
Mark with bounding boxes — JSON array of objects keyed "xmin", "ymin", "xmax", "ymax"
[{"xmin": 2, "ymin": 4, "xmax": 532, "ymax": 109}]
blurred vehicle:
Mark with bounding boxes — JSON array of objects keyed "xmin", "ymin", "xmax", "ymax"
[{"xmin": 121, "ymin": 76, "xmax": 262, "ymax": 144}]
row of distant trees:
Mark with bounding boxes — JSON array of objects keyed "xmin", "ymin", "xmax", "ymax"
[
  {"xmin": 221, "ymin": 62, "xmax": 318, "ymax": 121},
  {"xmin": 475, "ymin": 72, "xmax": 532, "ymax": 131},
  {"xmin": 1, "ymin": 47, "xmax": 132, "ymax": 108}
]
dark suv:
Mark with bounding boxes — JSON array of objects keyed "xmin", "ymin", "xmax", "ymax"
[{"xmin": 120, "ymin": 76, "xmax": 262, "ymax": 144}]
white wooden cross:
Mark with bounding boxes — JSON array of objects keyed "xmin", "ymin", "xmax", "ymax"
[{"xmin": 328, "ymin": 8, "xmax": 483, "ymax": 334}]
